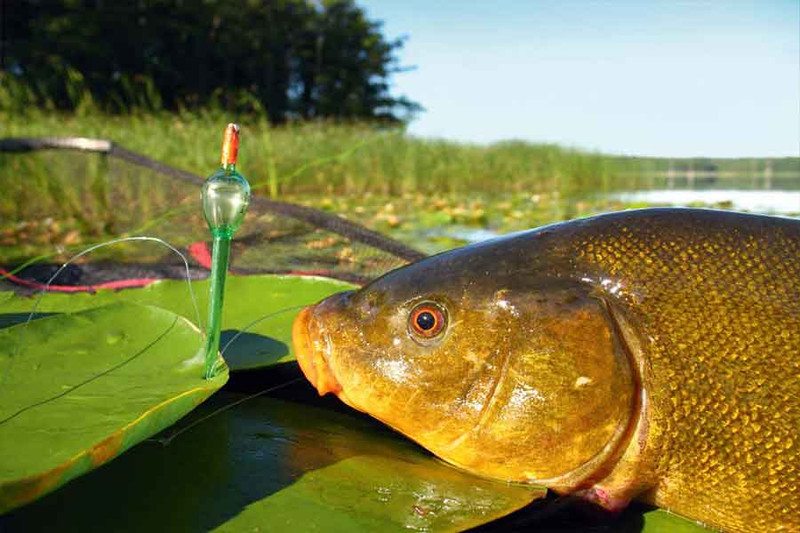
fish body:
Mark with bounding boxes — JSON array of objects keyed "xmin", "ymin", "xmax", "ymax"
[{"xmin": 292, "ymin": 208, "xmax": 800, "ymax": 532}]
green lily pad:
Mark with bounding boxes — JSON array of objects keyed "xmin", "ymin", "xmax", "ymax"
[
  {"xmin": 0, "ymin": 274, "xmax": 356, "ymax": 371},
  {"xmin": 0, "ymin": 279, "xmax": 709, "ymax": 531},
  {"xmin": 0, "ymin": 391, "xmax": 545, "ymax": 531},
  {"xmin": 0, "ymin": 302, "xmax": 228, "ymax": 513},
  {"xmin": 222, "ymin": 448, "xmax": 543, "ymax": 532},
  {"xmin": 642, "ymin": 507, "xmax": 706, "ymax": 532}
]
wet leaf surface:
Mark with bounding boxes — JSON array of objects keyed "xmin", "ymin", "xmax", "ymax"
[
  {"xmin": 0, "ymin": 275, "xmax": 356, "ymax": 371},
  {"xmin": 0, "ymin": 386, "xmax": 544, "ymax": 532},
  {"xmin": 0, "ymin": 302, "xmax": 227, "ymax": 513},
  {"xmin": 0, "ymin": 279, "xmax": 709, "ymax": 531}
]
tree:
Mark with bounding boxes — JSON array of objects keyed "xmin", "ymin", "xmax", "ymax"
[
  {"xmin": 1, "ymin": 0, "xmax": 420, "ymax": 122},
  {"xmin": 293, "ymin": 0, "xmax": 418, "ymax": 121}
]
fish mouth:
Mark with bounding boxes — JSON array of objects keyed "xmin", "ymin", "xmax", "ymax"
[{"xmin": 292, "ymin": 304, "xmax": 343, "ymax": 397}]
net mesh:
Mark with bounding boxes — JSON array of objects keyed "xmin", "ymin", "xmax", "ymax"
[{"xmin": 0, "ymin": 137, "xmax": 425, "ymax": 290}]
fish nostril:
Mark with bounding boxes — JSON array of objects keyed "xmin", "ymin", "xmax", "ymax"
[
  {"xmin": 315, "ymin": 290, "xmax": 355, "ymax": 315},
  {"xmin": 330, "ymin": 290, "xmax": 355, "ymax": 313}
]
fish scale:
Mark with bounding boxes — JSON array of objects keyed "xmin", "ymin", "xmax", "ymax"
[
  {"xmin": 571, "ymin": 211, "xmax": 799, "ymax": 532},
  {"xmin": 294, "ymin": 209, "xmax": 799, "ymax": 533}
]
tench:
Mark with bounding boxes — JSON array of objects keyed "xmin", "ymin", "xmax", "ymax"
[{"xmin": 292, "ymin": 208, "xmax": 799, "ymax": 532}]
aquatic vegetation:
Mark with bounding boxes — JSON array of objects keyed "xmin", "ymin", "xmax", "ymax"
[
  {"xmin": 2, "ymin": 112, "xmax": 797, "ymax": 261},
  {"xmin": 0, "ymin": 302, "xmax": 228, "ymax": 513},
  {"xmin": 0, "ymin": 272, "xmax": 705, "ymax": 531},
  {"xmin": 0, "ymin": 114, "xmax": 797, "ymax": 530}
]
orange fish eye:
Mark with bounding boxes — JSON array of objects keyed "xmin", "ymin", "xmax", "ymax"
[{"xmin": 409, "ymin": 303, "xmax": 447, "ymax": 339}]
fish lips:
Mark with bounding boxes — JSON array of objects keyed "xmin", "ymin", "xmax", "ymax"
[{"xmin": 292, "ymin": 293, "xmax": 351, "ymax": 397}]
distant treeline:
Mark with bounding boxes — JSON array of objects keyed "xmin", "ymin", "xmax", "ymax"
[
  {"xmin": 620, "ymin": 157, "xmax": 800, "ymax": 174},
  {"xmin": 1, "ymin": 0, "xmax": 419, "ymax": 122}
]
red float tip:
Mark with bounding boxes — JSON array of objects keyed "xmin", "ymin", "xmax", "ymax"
[{"xmin": 220, "ymin": 123, "xmax": 240, "ymax": 168}]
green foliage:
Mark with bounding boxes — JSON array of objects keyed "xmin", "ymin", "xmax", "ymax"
[
  {"xmin": 0, "ymin": 274, "xmax": 357, "ymax": 371},
  {"xmin": 0, "ymin": 111, "xmax": 632, "ymax": 200},
  {"xmin": 0, "ymin": 383, "xmax": 706, "ymax": 531},
  {"xmin": 3, "ymin": 110, "xmax": 795, "ymax": 259},
  {"xmin": 1, "ymin": 392, "xmax": 548, "ymax": 531},
  {"xmin": 224, "ymin": 441, "xmax": 546, "ymax": 532},
  {"xmin": 620, "ymin": 154, "xmax": 800, "ymax": 175},
  {"xmin": 2, "ymin": 0, "xmax": 419, "ymax": 122},
  {"xmin": 0, "ymin": 302, "xmax": 228, "ymax": 512}
]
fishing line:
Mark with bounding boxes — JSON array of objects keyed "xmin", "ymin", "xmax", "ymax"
[
  {"xmin": 149, "ymin": 377, "xmax": 304, "ymax": 446},
  {"xmin": 219, "ymin": 304, "xmax": 306, "ymax": 355},
  {"xmin": 250, "ymin": 130, "xmax": 394, "ymax": 193},
  {"xmin": 0, "ymin": 250, "xmax": 62, "ymax": 280},
  {"xmin": 149, "ymin": 304, "xmax": 313, "ymax": 446},
  {"xmin": 3, "ymin": 234, "xmax": 325, "ymax": 444},
  {"xmin": 2, "ymin": 236, "xmax": 202, "ymax": 388},
  {"xmin": 22, "ymin": 236, "xmax": 202, "ymax": 330},
  {"xmin": 0, "ymin": 317, "xmax": 179, "ymax": 426}
]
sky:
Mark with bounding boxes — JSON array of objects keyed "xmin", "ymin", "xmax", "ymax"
[{"xmin": 360, "ymin": 1, "xmax": 800, "ymax": 158}]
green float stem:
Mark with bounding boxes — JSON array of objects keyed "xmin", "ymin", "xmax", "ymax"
[
  {"xmin": 201, "ymin": 123, "xmax": 250, "ymax": 379},
  {"xmin": 203, "ymin": 233, "xmax": 232, "ymax": 379}
]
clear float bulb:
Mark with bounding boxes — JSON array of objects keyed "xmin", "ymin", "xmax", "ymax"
[{"xmin": 202, "ymin": 125, "xmax": 251, "ymax": 237}]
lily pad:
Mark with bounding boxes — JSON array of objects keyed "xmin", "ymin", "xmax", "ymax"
[
  {"xmin": 0, "ymin": 302, "xmax": 228, "ymax": 513},
  {"xmin": 0, "ymin": 391, "xmax": 545, "ymax": 531},
  {"xmin": 0, "ymin": 280, "xmax": 709, "ymax": 531},
  {"xmin": 642, "ymin": 507, "xmax": 706, "ymax": 532},
  {"xmin": 221, "ymin": 447, "xmax": 543, "ymax": 532},
  {"xmin": 0, "ymin": 274, "xmax": 356, "ymax": 370}
]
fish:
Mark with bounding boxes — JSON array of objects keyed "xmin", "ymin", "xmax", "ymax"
[{"xmin": 292, "ymin": 208, "xmax": 799, "ymax": 532}]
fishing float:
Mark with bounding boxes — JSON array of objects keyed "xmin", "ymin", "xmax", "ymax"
[{"xmin": 201, "ymin": 123, "xmax": 251, "ymax": 378}]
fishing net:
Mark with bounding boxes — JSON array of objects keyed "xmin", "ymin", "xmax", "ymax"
[{"xmin": 0, "ymin": 137, "xmax": 425, "ymax": 292}]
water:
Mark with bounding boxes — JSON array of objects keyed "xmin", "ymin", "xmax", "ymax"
[
  {"xmin": 610, "ymin": 173, "xmax": 800, "ymax": 215},
  {"xmin": 427, "ymin": 176, "xmax": 800, "ymax": 251},
  {"xmin": 611, "ymin": 189, "xmax": 800, "ymax": 215}
]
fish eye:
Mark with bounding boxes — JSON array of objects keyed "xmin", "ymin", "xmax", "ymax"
[{"xmin": 408, "ymin": 302, "xmax": 447, "ymax": 341}]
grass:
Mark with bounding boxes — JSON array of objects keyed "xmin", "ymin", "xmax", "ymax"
[
  {"xmin": 0, "ymin": 108, "xmax": 639, "ymax": 261},
  {"xmin": 1, "ymin": 69, "xmax": 636, "ymax": 198},
  {"xmin": 1, "ymin": 103, "xmax": 798, "ymax": 264},
  {"xmin": 0, "ymin": 109, "xmax": 635, "ymax": 199}
]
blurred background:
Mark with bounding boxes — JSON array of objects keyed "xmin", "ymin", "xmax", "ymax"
[{"xmin": 1, "ymin": 0, "xmax": 798, "ymax": 261}]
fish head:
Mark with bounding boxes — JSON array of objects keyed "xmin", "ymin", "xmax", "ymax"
[{"xmin": 293, "ymin": 250, "xmax": 637, "ymax": 488}]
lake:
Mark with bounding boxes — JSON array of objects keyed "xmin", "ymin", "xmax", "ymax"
[{"xmin": 321, "ymin": 175, "xmax": 800, "ymax": 255}]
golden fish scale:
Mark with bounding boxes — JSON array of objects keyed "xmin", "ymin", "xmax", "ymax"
[{"xmin": 572, "ymin": 215, "xmax": 799, "ymax": 532}]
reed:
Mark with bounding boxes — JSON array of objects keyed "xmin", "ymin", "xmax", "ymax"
[{"xmin": 0, "ymin": 107, "xmax": 632, "ymax": 203}]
